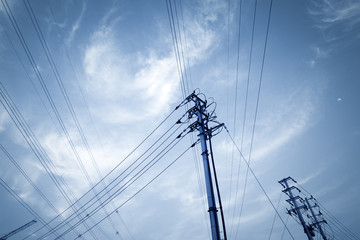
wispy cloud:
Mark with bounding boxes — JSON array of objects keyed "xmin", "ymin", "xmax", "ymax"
[
  {"xmin": 83, "ymin": 26, "xmax": 180, "ymax": 125},
  {"xmin": 249, "ymin": 86, "xmax": 319, "ymax": 162},
  {"xmin": 0, "ymin": 108, "xmax": 10, "ymax": 132},
  {"xmin": 309, "ymin": 46, "xmax": 332, "ymax": 68},
  {"xmin": 308, "ymin": 0, "xmax": 360, "ymax": 40},
  {"xmin": 66, "ymin": 1, "xmax": 87, "ymax": 45},
  {"xmin": 309, "ymin": 0, "xmax": 360, "ymax": 27},
  {"xmin": 82, "ymin": 1, "xmax": 228, "ymax": 125},
  {"xmin": 297, "ymin": 169, "xmax": 324, "ymax": 186}
]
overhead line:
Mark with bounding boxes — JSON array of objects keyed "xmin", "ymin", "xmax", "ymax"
[
  {"xmin": 267, "ymin": 192, "xmax": 283, "ymax": 240},
  {"xmin": 166, "ymin": 2, "xmax": 210, "ymax": 236},
  {"xmin": 23, "ymin": 1, "xmax": 120, "ymax": 237},
  {"xmin": 0, "ymin": 144, "xmax": 83, "ymax": 238},
  {"xmin": 233, "ymin": 0, "xmax": 274, "ymax": 238},
  {"xmin": 0, "ymin": 178, "xmax": 64, "ymax": 239},
  {"xmin": 227, "ymin": 0, "xmax": 243, "ymax": 235},
  {"xmin": 73, "ymin": 140, "xmax": 198, "ymax": 240},
  {"xmin": 166, "ymin": 0, "xmax": 187, "ymax": 98},
  {"xmin": 34, "ymin": 106, "xmax": 185, "ymax": 239},
  {"xmin": 296, "ymin": 183, "xmax": 360, "ymax": 240},
  {"xmin": 0, "ymin": 83, "xmax": 96, "ymax": 240},
  {"xmin": 224, "ymin": 127, "xmax": 295, "ymax": 240},
  {"xmin": 233, "ymin": 0, "xmax": 258, "ymax": 238},
  {"xmin": 173, "ymin": 0, "xmax": 190, "ymax": 94},
  {"xmin": 50, "ymin": 126, "xmax": 193, "ymax": 239},
  {"xmin": 0, "ymin": 1, "xmax": 100, "ymax": 233}
]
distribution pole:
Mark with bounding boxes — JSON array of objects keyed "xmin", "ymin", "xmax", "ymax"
[
  {"xmin": 305, "ymin": 197, "xmax": 328, "ymax": 240},
  {"xmin": 279, "ymin": 177, "xmax": 314, "ymax": 240},
  {"xmin": 194, "ymin": 97, "xmax": 221, "ymax": 240}
]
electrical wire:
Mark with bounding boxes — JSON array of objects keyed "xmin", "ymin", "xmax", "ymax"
[
  {"xmin": 166, "ymin": 0, "xmax": 187, "ymax": 98},
  {"xmin": 234, "ymin": 0, "xmax": 274, "ymax": 238},
  {"xmin": 26, "ymin": 106, "xmax": 183, "ymax": 239},
  {"xmin": 280, "ymin": 214, "xmax": 290, "ymax": 240},
  {"xmin": 0, "ymin": 1, "xmax": 101, "ymax": 238},
  {"xmin": 73, "ymin": 140, "xmax": 198, "ymax": 239},
  {"xmin": 50, "ymin": 126, "xmax": 193, "ymax": 239},
  {"xmin": 0, "ymin": 178, "xmax": 64, "ymax": 239},
  {"xmin": 22, "ymin": 1, "xmax": 127, "ymax": 237},
  {"xmin": 167, "ymin": 1, "xmax": 212, "ymax": 232},
  {"xmin": 296, "ymin": 183, "xmax": 360, "ymax": 240},
  {"xmin": 268, "ymin": 192, "xmax": 283, "ymax": 240},
  {"xmin": 44, "ymin": 1, "xmax": 134, "ymax": 237},
  {"xmin": 227, "ymin": 0, "xmax": 243, "ymax": 235},
  {"xmin": 225, "ymin": 126, "xmax": 295, "ymax": 240},
  {"xmin": 41, "ymin": 123, "xmax": 186, "ymax": 239},
  {"xmin": 34, "ymin": 95, "xmax": 192, "ymax": 238},
  {"xmin": 0, "ymin": 82, "xmax": 95, "ymax": 239},
  {"xmin": 0, "ymin": 144, "xmax": 83, "ymax": 238}
]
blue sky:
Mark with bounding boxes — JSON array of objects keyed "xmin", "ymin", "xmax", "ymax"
[{"xmin": 0, "ymin": 0, "xmax": 359, "ymax": 239}]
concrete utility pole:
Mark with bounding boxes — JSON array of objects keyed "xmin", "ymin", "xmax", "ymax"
[
  {"xmin": 193, "ymin": 96, "xmax": 221, "ymax": 240},
  {"xmin": 279, "ymin": 177, "xmax": 314, "ymax": 240},
  {"xmin": 305, "ymin": 197, "xmax": 328, "ymax": 240}
]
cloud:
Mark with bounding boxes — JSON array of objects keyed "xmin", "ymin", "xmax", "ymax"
[
  {"xmin": 309, "ymin": 0, "xmax": 360, "ymax": 26},
  {"xmin": 181, "ymin": 0, "xmax": 228, "ymax": 63},
  {"xmin": 0, "ymin": 108, "xmax": 10, "ymax": 132},
  {"xmin": 297, "ymin": 169, "xmax": 324, "ymax": 185},
  {"xmin": 308, "ymin": 0, "xmax": 360, "ymax": 39},
  {"xmin": 83, "ymin": 26, "xmax": 180, "ymax": 125},
  {"xmin": 82, "ymin": 0, "xmax": 229, "ymax": 126},
  {"xmin": 249, "ymin": 86, "xmax": 318, "ymax": 162},
  {"xmin": 66, "ymin": 1, "xmax": 87, "ymax": 45},
  {"xmin": 309, "ymin": 46, "xmax": 330, "ymax": 68}
]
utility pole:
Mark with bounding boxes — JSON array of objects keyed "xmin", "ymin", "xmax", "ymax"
[
  {"xmin": 0, "ymin": 220, "xmax": 37, "ymax": 240},
  {"xmin": 187, "ymin": 93, "xmax": 222, "ymax": 240},
  {"xmin": 305, "ymin": 197, "xmax": 328, "ymax": 240},
  {"xmin": 194, "ymin": 96, "xmax": 221, "ymax": 240},
  {"xmin": 279, "ymin": 177, "xmax": 314, "ymax": 240}
]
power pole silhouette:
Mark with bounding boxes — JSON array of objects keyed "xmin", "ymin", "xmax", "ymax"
[
  {"xmin": 279, "ymin": 177, "xmax": 314, "ymax": 240},
  {"xmin": 305, "ymin": 197, "xmax": 328, "ymax": 240}
]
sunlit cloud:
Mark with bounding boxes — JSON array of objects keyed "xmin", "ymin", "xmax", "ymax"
[{"xmin": 83, "ymin": 26, "xmax": 180, "ymax": 124}]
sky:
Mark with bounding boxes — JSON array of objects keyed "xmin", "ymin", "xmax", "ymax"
[{"xmin": 0, "ymin": 0, "xmax": 359, "ymax": 239}]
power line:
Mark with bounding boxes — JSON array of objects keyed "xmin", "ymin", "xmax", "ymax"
[
  {"xmin": 44, "ymin": 1, "xmax": 133, "ymax": 236},
  {"xmin": 0, "ymin": 3, "xmax": 102, "ymax": 239},
  {"xmin": 234, "ymin": 0, "xmax": 274, "ymax": 238},
  {"xmin": 22, "ymin": 1, "xmax": 122, "ymax": 237},
  {"xmin": 166, "ymin": 3, "xmax": 210, "ymax": 236},
  {"xmin": 227, "ymin": 0, "xmax": 242, "ymax": 233},
  {"xmin": 296, "ymin": 183, "xmax": 360, "ymax": 240},
  {"xmin": 224, "ymin": 126, "xmax": 295, "ymax": 240},
  {"xmin": 0, "ymin": 82, "xmax": 95, "ymax": 239},
  {"xmin": 25, "ymin": 103, "xmax": 184, "ymax": 239},
  {"xmin": 73, "ymin": 140, "xmax": 198, "ymax": 240},
  {"xmin": 50, "ymin": 126, "xmax": 193, "ymax": 239},
  {"xmin": 166, "ymin": 0, "xmax": 187, "ymax": 98},
  {"xmin": 0, "ymin": 178, "xmax": 63, "ymax": 239},
  {"xmin": 268, "ymin": 192, "xmax": 283, "ymax": 240},
  {"xmin": 0, "ymin": 144, "xmax": 83, "ymax": 238}
]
